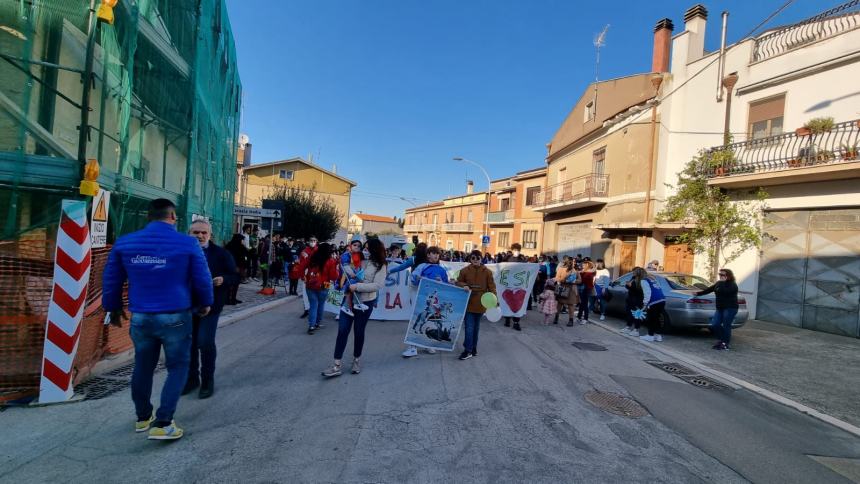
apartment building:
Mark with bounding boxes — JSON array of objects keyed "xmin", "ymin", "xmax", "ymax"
[
  {"xmin": 404, "ymin": 182, "xmax": 487, "ymax": 252},
  {"xmin": 487, "ymin": 167, "xmax": 546, "ymax": 256},
  {"xmin": 657, "ymin": 3, "xmax": 860, "ymax": 337}
]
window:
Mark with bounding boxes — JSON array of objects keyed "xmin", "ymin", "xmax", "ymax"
[
  {"xmin": 748, "ymin": 94, "xmax": 785, "ymax": 140},
  {"xmin": 464, "ymin": 241, "xmax": 473, "ymax": 253},
  {"xmin": 584, "ymin": 100, "xmax": 595, "ymax": 122},
  {"xmin": 433, "ymin": 214, "xmax": 438, "ymax": 225},
  {"xmin": 500, "ymin": 198, "xmax": 510, "ymax": 211},
  {"xmin": 498, "ymin": 232, "xmax": 510, "ymax": 249},
  {"xmin": 279, "ymin": 169, "xmax": 294, "ymax": 180},
  {"xmin": 592, "ymin": 147, "xmax": 606, "ymax": 175},
  {"xmin": 446, "ymin": 240, "xmax": 454, "ymax": 250},
  {"xmin": 559, "ymin": 167, "xmax": 567, "ymax": 182},
  {"xmin": 522, "ymin": 230, "xmax": 538, "ymax": 249},
  {"xmin": 467, "ymin": 210, "xmax": 473, "ymax": 222},
  {"xmin": 525, "ymin": 187, "xmax": 540, "ymax": 206}
]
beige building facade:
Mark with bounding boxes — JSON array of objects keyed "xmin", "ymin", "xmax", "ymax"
[
  {"xmin": 348, "ymin": 213, "xmax": 402, "ymax": 237},
  {"xmin": 488, "ymin": 167, "xmax": 546, "ymax": 256},
  {"xmin": 404, "ymin": 183, "xmax": 488, "ymax": 253}
]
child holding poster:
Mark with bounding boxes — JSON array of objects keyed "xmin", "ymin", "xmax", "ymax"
[{"xmin": 455, "ymin": 250, "xmax": 496, "ymax": 360}]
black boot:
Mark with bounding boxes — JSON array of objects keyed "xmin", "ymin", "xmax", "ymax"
[
  {"xmin": 513, "ymin": 323, "xmax": 522, "ymax": 331},
  {"xmin": 300, "ymin": 310, "xmax": 309, "ymax": 319},
  {"xmin": 181, "ymin": 378, "xmax": 199, "ymax": 396},
  {"xmin": 504, "ymin": 318, "xmax": 511, "ymax": 327},
  {"xmin": 199, "ymin": 378, "xmax": 214, "ymax": 399},
  {"xmin": 567, "ymin": 319, "xmax": 574, "ymax": 327},
  {"xmin": 553, "ymin": 314, "xmax": 559, "ymax": 325}
]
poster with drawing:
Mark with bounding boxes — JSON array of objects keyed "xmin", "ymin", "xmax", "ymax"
[
  {"xmin": 404, "ymin": 278, "xmax": 470, "ymax": 351},
  {"xmin": 486, "ymin": 263, "xmax": 539, "ymax": 318}
]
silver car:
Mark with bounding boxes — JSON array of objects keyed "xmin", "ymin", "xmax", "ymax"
[{"xmin": 602, "ymin": 271, "xmax": 749, "ymax": 329}]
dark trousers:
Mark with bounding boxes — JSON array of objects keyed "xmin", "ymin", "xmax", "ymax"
[
  {"xmin": 130, "ymin": 311, "xmax": 192, "ymax": 424},
  {"xmin": 711, "ymin": 308, "xmax": 739, "ymax": 345},
  {"xmin": 228, "ymin": 283, "xmax": 239, "ymax": 304},
  {"xmin": 289, "ymin": 278, "xmax": 299, "ymax": 295},
  {"xmin": 576, "ymin": 286, "xmax": 591, "ymax": 320},
  {"xmin": 645, "ymin": 302, "xmax": 666, "ymax": 336},
  {"xmin": 334, "ymin": 303, "xmax": 374, "ymax": 360},
  {"xmin": 189, "ymin": 311, "xmax": 220, "ymax": 383},
  {"xmin": 463, "ymin": 312, "xmax": 482, "ymax": 352}
]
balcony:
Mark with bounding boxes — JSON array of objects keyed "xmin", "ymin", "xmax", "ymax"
[
  {"xmin": 533, "ymin": 173, "xmax": 610, "ymax": 213},
  {"xmin": 751, "ymin": 1, "xmax": 860, "ymax": 63},
  {"xmin": 487, "ymin": 209, "xmax": 514, "ymax": 225},
  {"xmin": 702, "ymin": 119, "xmax": 860, "ymax": 189},
  {"xmin": 403, "ymin": 224, "xmax": 421, "ymax": 232},
  {"xmin": 442, "ymin": 222, "xmax": 474, "ymax": 232}
]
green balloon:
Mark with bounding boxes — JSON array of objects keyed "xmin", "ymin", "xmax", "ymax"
[
  {"xmin": 481, "ymin": 292, "xmax": 498, "ymax": 309},
  {"xmin": 403, "ymin": 243, "xmax": 415, "ymax": 256}
]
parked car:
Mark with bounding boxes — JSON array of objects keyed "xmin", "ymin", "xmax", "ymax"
[{"xmin": 603, "ymin": 271, "xmax": 749, "ymax": 330}]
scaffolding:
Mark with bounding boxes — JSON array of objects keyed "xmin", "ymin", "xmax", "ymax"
[{"xmin": 0, "ymin": 0, "xmax": 242, "ymax": 401}]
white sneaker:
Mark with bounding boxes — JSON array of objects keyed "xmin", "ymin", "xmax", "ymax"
[
  {"xmin": 629, "ymin": 328, "xmax": 640, "ymax": 337},
  {"xmin": 653, "ymin": 334, "xmax": 663, "ymax": 342},
  {"xmin": 599, "ymin": 315, "xmax": 605, "ymax": 321},
  {"xmin": 340, "ymin": 306, "xmax": 354, "ymax": 317},
  {"xmin": 424, "ymin": 348, "xmax": 437, "ymax": 354},
  {"xmin": 579, "ymin": 318, "xmax": 587, "ymax": 325},
  {"xmin": 620, "ymin": 327, "xmax": 630, "ymax": 335},
  {"xmin": 401, "ymin": 346, "xmax": 418, "ymax": 358},
  {"xmin": 640, "ymin": 335, "xmax": 655, "ymax": 342},
  {"xmin": 353, "ymin": 300, "xmax": 369, "ymax": 311}
]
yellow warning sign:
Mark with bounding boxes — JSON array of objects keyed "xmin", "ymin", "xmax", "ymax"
[{"xmin": 93, "ymin": 195, "xmax": 107, "ymax": 222}]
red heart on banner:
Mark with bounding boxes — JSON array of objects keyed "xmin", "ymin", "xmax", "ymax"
[{"xmin": 502, "ymin": 289, "xmax": 527, "ymax": 313}]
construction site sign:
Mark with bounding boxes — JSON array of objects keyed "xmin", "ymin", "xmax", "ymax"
[{"xmin": 90, "ymin": 189, "xmax": 110, "ymax": 248}]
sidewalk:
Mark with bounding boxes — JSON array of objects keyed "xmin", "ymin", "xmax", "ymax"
[
  {"xmin": 590, "ymin": 313, "xmax": 860, "ymax": 429},
  {"xmin": 219, "ymin": 279, "xmax": 291, "ymax": 320}
]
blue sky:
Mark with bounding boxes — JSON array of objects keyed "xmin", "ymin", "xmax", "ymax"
[{"xmin": 226, "ymin": 0, "xmax": 826, "ymax": 218}]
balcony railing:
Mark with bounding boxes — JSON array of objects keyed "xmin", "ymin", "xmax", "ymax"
[
  {"xmin": 403, "ymin": 224, "xmax": 421, "ymax": 232},
  {"xmin": 535, "ymin": 173, "xmax": 609, "ymax": 208},
  {"xmin": 752, "ymin": 0, "xmax": 860, "ymax": 63},
  {"xmin": 487, "ymin": 209, "xmax": 514, "ymax": 223},
  {"xmin": 701, "ymin": 119, "xmax": 860, "ymax": 179},
  {"xmin": 442, "ymin": 222, "xmax": 474, "ymax": 232}
]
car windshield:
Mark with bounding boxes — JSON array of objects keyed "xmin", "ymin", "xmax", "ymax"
[{"xmin": 662, "ymin": 274, "xmax": 712, "ymax": 290}]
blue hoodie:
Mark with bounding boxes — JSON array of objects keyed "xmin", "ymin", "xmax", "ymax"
[
  {"xmin": 411, "ymin": 262, "xmax": 449, "ymax": 286},
  {"xmin": 103, "ymin": 221, "xmax": 214, "ymax": 313}
]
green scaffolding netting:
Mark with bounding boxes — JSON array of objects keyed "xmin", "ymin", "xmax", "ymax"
[{"xmin": 0, "ymin": 0, "xmax": 241, "ymax": 400}]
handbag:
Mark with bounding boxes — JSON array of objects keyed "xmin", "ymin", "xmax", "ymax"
[{"xmin": 555, "ymin": 284, "xmax": 571, "ymax": 299}]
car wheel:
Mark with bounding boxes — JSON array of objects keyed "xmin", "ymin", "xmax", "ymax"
[{"xmin": 659, "ymin": 310, "xmax": 672, "ymax": 332}]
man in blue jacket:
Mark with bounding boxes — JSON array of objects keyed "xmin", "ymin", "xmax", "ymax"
[
  {"xmin": 184, "ymin": 219, "xmax": 236, "ymax": 399},
  {"xmin": 103, "ymin": 199, "xmax": 213, "ymax": 441}
]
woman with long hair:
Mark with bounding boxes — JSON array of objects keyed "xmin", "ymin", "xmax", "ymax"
[
  {"xmin": 300, "ymin": 242, "xmax": 339, "ymax": 334},
  {"xmin": 633, "ymin": 266, "xmax": 666, "ymax": 342},
  {"xmin": 623, "ymin": 267, "xmax": 646, "ymax": 336},
  {"xmin": 322, "ymin": 238, "xmax": 388, "ymax": 377},
  {"xmin": 224, "ymin": 233, "xmax": 248, "ymax": 305},
  {"xmin": 389, "ymin": 243, "xmax": 437, "ymax": 357},
  {"xmin": 576, "ymin": 260, "xmax": 596, "ymax": 324},
  {"xmin": 554, "ymin": 257, "xmax": 579, "ymax": 326},
  {"xmin": 696, "ymin": 268, "xmax": 739, "ymax": 350}
]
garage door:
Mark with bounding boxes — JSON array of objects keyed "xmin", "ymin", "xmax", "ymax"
[
  {"xmin": 757, "ymin": 209, "xmax": 860, "ymax": 337},
  {"xmin": 557, "ymin": 222, "xmax": 591, "ymax": 259}
]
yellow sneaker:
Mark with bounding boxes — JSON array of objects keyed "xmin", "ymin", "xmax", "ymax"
[
  {"xmin": 135, "ymin": 413, "xmax": 155, "ymax": 433},
  {"xmin": 147, "ymin": 420, "xmax": 184, "ymax": 440}
]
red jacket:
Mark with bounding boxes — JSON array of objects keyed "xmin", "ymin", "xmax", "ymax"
[{"xmin": 299, "ymin": 257, "xmax": 339, "ymax": 291}]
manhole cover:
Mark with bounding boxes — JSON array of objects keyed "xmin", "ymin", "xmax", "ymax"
[
  {"xmin": 645, "ymin": 360, "xmax": 696, "ymax": 375},
  {"xmin": 584, "ymin": 390, "xmax": 648, "ymax": 418},
  {"xmin": 572, "ymin": 342, "xmax": 608, "ymax": 351},
  {"xmin": 676, "ymin": 374, "xmax": 732, "ymax": 391},
  {"xmin": 102, "ymin": 362, "xmax": 136, "ymax": 378}
]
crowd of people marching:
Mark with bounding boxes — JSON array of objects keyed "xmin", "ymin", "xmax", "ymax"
[{"xmin": 104, "ymin": 199, "xmax": 738, "ymax": 441}]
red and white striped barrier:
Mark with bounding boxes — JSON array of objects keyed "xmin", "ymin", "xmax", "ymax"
[{"xmin": 38, "ymin": 200, "xmax": 92, "ymax": 403}]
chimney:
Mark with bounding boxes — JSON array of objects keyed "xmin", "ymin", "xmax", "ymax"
[
  {"xmin": 242, "ymin": 143, "xmax": 252, "ymax": 167},
  {"xmin": 652, "ymin": 18, "xmax": 674, "ymax": 73},
  {"xmin": 684, "ymin": 4, "xmax": 708, "ymax": 63},
  {"xmin": 466, "ymin": 180, "xmax": 474, "ymax": 194}
]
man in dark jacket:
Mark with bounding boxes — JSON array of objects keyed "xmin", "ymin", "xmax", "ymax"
[
  {"xmin": 103, "ymin": 199, "xmax": 212, "ymax": 441},
  {"xmin": 184, "ymin": 220, "xmax": 237, "ymax": 399}
]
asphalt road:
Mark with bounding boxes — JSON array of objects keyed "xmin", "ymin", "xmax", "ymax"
[{"xmin": 2, "ymin": 299, "xmax": 859, "ymax": 483}]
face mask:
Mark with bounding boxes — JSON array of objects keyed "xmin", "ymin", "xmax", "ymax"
[
  {"xmin": 309, "ymin": 241, "xmax": 317, "ymax": 247},
  {"xmin": 513, "ymin": 251, "xmax": 520, "ymax": 257},
  {"xmin": 362, "ymin": 250, "xmax": 370, "ymax": 258}
]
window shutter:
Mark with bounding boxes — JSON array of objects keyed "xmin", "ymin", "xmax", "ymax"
[{"xmin": 748, "ymin": 95, "xmax": 785, "ymax": 125}]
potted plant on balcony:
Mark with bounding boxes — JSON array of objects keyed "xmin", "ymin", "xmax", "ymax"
[
  {"xmin": 815, "ymin": 149, "xmax": 834, "ymax": 164},
  {"xmin": 796, "ymin": 116, "xmax": 835, "ymax": 136},
  {"xmin": 704, "ymin": 146, "xmax": 737, "ymax": 176},
  {"xmin": 842, "ymin": 144, "xmax": 858, "ymax": 161}
]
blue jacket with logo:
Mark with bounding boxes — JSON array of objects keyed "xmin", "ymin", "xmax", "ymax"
[{"xmin": 103, "ymin": 221, "xmax": 214, "ymax": 313}]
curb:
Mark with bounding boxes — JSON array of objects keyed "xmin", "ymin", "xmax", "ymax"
[
  {"xmin": 589, "ymin": 318, "xmax": 860, "ymax": 439},
  {"xmin": 218, "ymin": 295, "xmax": 296, "ymax": 328}
]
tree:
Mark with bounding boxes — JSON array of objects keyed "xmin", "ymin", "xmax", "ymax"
[
  {"xmin": 266, "ymin": 184, "xmax": 342, "ymax": 241},
  {"xmin": 656, "ymin": 148, "xmax": 768, "ymax": 280}
]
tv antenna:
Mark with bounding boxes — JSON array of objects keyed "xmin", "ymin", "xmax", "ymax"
[{"xmin": 592, "ymin": 24, "xmax": 610, "ymax": 118}]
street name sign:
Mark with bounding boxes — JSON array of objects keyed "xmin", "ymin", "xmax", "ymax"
[{"xmin": 233, "ymin": 206, "xmax": 280, "ymax": 218}]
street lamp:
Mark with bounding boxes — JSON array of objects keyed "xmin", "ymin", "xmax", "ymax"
[{"xmin": 453, "ymin": 157, "xmax": 491, "ymax": 250}]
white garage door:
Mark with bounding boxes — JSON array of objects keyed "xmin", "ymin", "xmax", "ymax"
[{"xmin": 557, "ymin": 222, "xmax": 591, "ymax": 259}]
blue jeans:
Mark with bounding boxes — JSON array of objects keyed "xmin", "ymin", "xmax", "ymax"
[
  {"xmin": 307, "ymin": 289, "xmax": 329, "ymax": 328},
  {"xmin": 577, "ymin": 286, "xmax": 591, "ymax": 320},
  {"xmin": 190, "ymin": 311, "xmax": 220, "ymax": 383},
  {"xmin": 334, "ymin": 302, "xmax": 374, "ymax": 359},
  {"xmin": 129, "ymin": 310, "xmax": 192, "ymax": 424},
  {"xmin": 463, "ymin": 312, "xmax": 482, "ymax": 353},
  {"xmin": 711, "ymin": 308, "xmax": 739, "ymax": 345}
]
